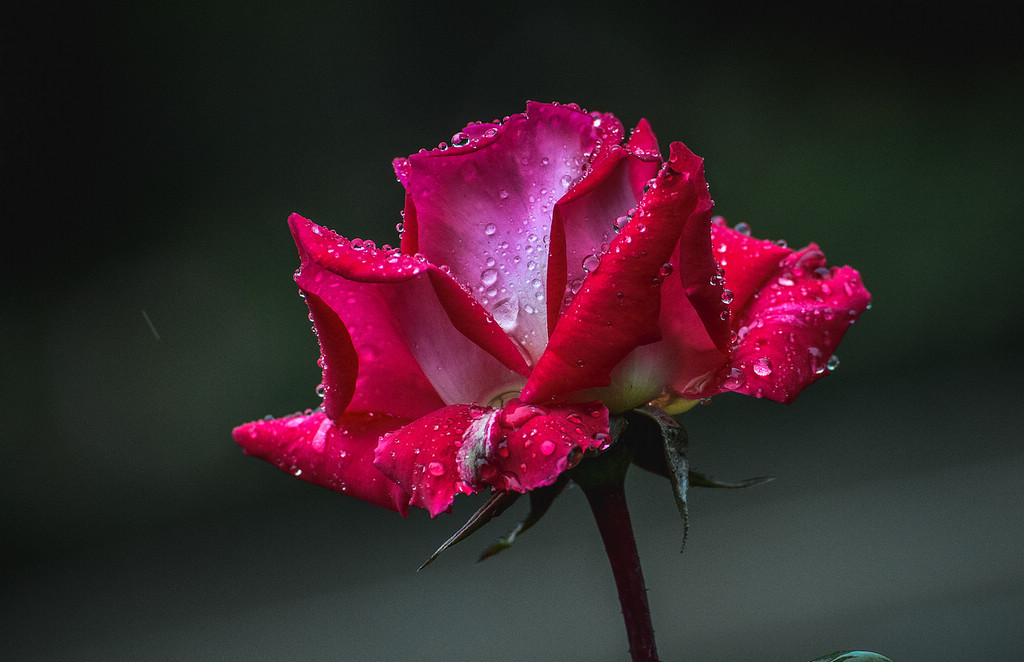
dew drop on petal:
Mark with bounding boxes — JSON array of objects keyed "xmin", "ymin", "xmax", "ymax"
[
  {"xmin": 721, "ymin": 289, "xmax": 735, "ymax": 304},
  {"xmin": 481, "ymin": 268, "xmax": 499, "ymax": 286},
  {"xmin": 734, "ymin": 222, "xmax": 751, "ymax": 236},
  {"xmin": 498, "ymin": 188, "xmax": 510, "ymax": 200},
  {"xmin": 539, "ymin": 440, "xmax": 556, "ymax": 456},
  {"xmin": 722, "ymin": 367, "xmax": 746, "ymax": 389},
  {"xmin": 827, "ymin": 355, "xmax": 840, "ymax": 372},
  {"xmin": 428, "ymin": 461, "xmax": 445, "ymax": 476},
  {"xmin": 484, "ymin": 223, "xmax": 497, "ymax": 236},
  {"xmin": 752, "ymin": 357, "xmax": 773, "ymax": 377},
  {"xmin": 582, "ymin": 254, "xmax": 601, "ymax": 272}
]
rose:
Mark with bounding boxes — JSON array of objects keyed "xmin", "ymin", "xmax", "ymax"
[{"xmin": 233, "ymin": 101, "xmax": 870, "ymax": 518}]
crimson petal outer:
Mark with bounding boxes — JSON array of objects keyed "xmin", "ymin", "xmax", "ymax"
[
  {"xmin": 725, "ymin": 244, "xmax": 872, "ymax": 403},
  {"xmin": 233, "ymin": 410, "xmax": 412, "ymax": 515},
  {"xmin": 290, "ymin": 215, "xmax": 529, "ymax": 409},
  {"xmin": 711, "ymin": 220, "xmax": 792, "ymax": 316},
  {"xmin": 521, "ymin": 142, "xmax": 709, "ymax": 404}
]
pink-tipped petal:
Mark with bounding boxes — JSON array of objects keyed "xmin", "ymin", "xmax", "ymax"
[
  {"xmin": 234, "ymin": 410, "xmax": 411, "ymax": 515},
  {"xmin": 398, "ymin": 102, "xmax": 603, "ymax": 364},
  {"xmin": 725, "ymin": 245, "xmax": 872, "ymax": 403}
]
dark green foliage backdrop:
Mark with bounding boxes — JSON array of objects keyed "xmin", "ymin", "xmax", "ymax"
[{"xmin": 3, "ymin": 2, "xmax": 1022, "ymax": 660}]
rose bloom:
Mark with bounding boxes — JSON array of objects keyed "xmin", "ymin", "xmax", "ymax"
[{"xmin": 234, "ymin": 102, "xmax": 870, "ymax": 517}]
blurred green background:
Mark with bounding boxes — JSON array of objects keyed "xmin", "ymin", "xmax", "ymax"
[{"xmin": 3, "ymin": 1, "xmax": 1022, "ymax": 660}]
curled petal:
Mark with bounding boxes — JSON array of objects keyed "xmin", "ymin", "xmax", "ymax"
[
  {"xmin": 726, "ymin": 245, "xmax": 872, "ymax": 403},
  {"xmin": 550, "ymin": 125, "xmax": 661, "ymax": 322},
  {"xmin": 374, "ymin": 404, "xmax": 493, "ymax": 517},
  {"xmin": 522, "ymin": 142, "xmax": 709, "ymax": 404},
  {"xmin": 233, "ymin": 410, "xmax": 411, "ymax": 515},
  {"xmin": 482, "ymin": 400, "xmax": 611, "ymax": 492},
  {"xmin": 290, "ymin": 214, "xmax": 529, "ymax": 409}
]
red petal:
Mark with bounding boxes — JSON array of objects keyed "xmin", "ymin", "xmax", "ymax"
[
  {"xmin": 373, "ymin": 404, "xmax": 494, "ymax": 517},
  {"xmin": 711, "ymin": 220, "xmax": 791, "ymax": 316},
  {"xmin": 725, "ymin": 245, "xmax": 872, "ymax": 403},
  {"xmin": 290, "ymin": 215, "xmax": 529, "ymax": 410},
  {"xmin": 397, "ymin": 102, "xmax": 604, "ymax": 364},
  {"xmin": 521, "ymin": 142, "xmax": 709, "ymax": 404},
  {"xmin": 233, "ymin": 410, "xmax": 412, "ymax": 515},
  {"xmin": 482, "ymin": 400, "xmax": 610, "ymax": 492}
]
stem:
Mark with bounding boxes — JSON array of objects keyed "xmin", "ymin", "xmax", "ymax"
[{"xmin": 581, "ymin": 477, "xmax": 660, "ymax": 662}]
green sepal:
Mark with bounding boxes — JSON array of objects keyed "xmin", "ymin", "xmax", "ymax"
[
  {"xmin": 688, "ymin": 470, "xmax": 775, "ymax": 489},
  {"xmin": 630, "ymin": 405, "xmax": 690, "ymax": 551},
  {"xmin": 808, "ymin": 652, "xmax": 893, "ymax": 662},
  {"xmin": 478, "ymin": 474, "xmax": 570, "ymax": 561},
  {"xmin": 418, "ymin": 490, "xmax": 520, "ymax": 570}
]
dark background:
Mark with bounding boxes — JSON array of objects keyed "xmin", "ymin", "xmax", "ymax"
[{"xmin": 3, "ymin": 2, "xmax": 1022, "ymax": 660}]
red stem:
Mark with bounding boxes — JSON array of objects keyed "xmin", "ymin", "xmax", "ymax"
[{"xmin": 582, "ymin": 478, "xmax": 660, "ymax": 662}]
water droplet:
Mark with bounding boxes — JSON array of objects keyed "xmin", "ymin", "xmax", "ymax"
[
  {"xmin": 498, "ymin": 188, "xmax": 510, "ymax": 200},
  {"xmin": 484, "ymin": 223, "xmax": 497, "ymax": 236},
  {"xmin": 576, "ymin": 359, "xmax": 585, "ymax": 367},
  {"xmin": 428, "ymin": 461, "xmax": 445, "ymax": 476},
  {"xmin": 752, "ymin": 357, "xmax": 773, "ymax": 377},
  {"xmin": 481, "ymin": 269, "xmax": 499, "ymax": 286},
  {"xmin": 451, "ymin": 132, "xmax": 470, "ymax": 147},
  {"xmin": 827, "ymin": 355, "xmax": 840, "ymax": 371},
  {"xmin": 539, "ymin": 440, "xmax": 556, "ymax": 455},
  {"xmin": 777, "ymin": 276, "xmax": 795, "ymax": 287},
  {"xmin": 492, "ymin": 297, "xmax": 520, "ymax": 330},
  {"xmin": 733, "ymin": 222, "xmax": 751, "ymax": 236},
  {"xmin": 582, "ymin": 254, "xmax": 601, "ymax": 272},
  {"xmin": 540, "ymin": 156, "xmax": 549, "ymax": 166},
  {"xmin": 721, "ymin": 289, "xmax": 735, "ymax": 304},
  {"xmin": 659, "ymin": 262, "xmax": 673, "ymax": 277},
  {"xmin": 722, "ymin": 367, "xmax": 746, "ymax": 389}
]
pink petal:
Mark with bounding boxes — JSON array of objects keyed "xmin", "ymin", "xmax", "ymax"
[
  {"xmin": 521, "ymin": 142, "xmax": 711, "ymax": 404},
  {"xmin": 396, "ymin": 102, "xmax": 604, "ymax": 364},
  {"xmin": 725, "ymin": 245, "xmax": 872, "ymax": 403},
  {"xmin": 233, "ymin": 410, "xmax": 412, "ymax": 515},
  {"xmin": 550, "ymin": 130, "xmax": 661, "ymax": 321},
  {"xmin": 373, "ymin": 404, "xmax": 493, "ymax": 517},
  {"xmin": 482, "ymin": 400, "xmax": 610, "ymax": 492},
  {"xmin": 290, "ymin": 215, "xmax": 529, "ymax": 410}
]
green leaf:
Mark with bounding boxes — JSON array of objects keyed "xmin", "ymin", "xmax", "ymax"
[
  {"xmin": 631, "ymin": 405, "xmax": 690, "ymax": 552},
  {"xmin": 808, "ymin": 652, "xmax": 893, "ymax": 662},
  {"xmin": 418, "ymin": 490, "xmax": 520, "ymax": 570},
  {"xmin": 478, "ymin": 475, "xmax": 569, "ymax": 561}
]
